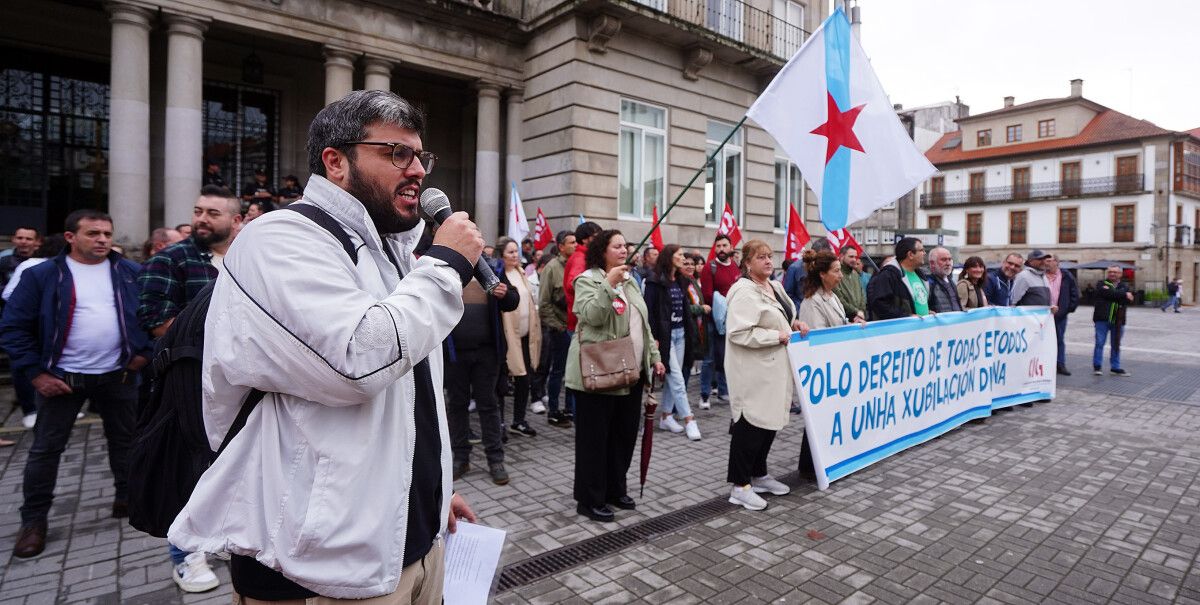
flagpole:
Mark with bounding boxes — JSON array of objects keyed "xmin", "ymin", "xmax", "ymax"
[{"xmin": 628, "ymin": 115, "xmax": 749, "ymax": 264}]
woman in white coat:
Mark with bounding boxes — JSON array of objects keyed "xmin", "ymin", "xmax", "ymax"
[{"xmin": 723, "ymin": 240, "xmax": 807, "ymax": 511}]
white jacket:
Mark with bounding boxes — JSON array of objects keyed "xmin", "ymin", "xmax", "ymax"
[{"xmin": 168, "ymin": 175, "xmax": 466, "ymax": 598}]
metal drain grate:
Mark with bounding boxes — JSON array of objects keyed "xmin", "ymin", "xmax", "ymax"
[{"xmin": 496, "ymin": 471, "xmax": 806, "ymax": 592}]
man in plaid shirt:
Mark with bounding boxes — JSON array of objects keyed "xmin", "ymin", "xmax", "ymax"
[
  {"xmin": 138, "ymin": 185, "xmax": 242, "ymax": 338},
  {"xmin": 136, "ymin": 183, "xmax": 241, "ymax": 593}
]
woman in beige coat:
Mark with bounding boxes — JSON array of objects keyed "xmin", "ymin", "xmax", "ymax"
[
  {"xmin": 724, "ymin": 240, "xmax": 808, "ymax": 511},
  {"xmin": 497, "ymin": 237, "xmax": 542, "ymax": 437}
]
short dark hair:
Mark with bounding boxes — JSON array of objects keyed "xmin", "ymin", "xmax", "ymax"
[
  {"xmin": 713, "ymin": 233, "xmax": 731, "ymax": 246},
  {"xmin": 13, "ymin": 226, "xmax": 40, "ymax": 238},
  {"xmin": 555, "ymin": 229, "xmax": 574, "ymax": 246},
  {"xmin": 655, "ymin": 244, "xmax": 681, "ymax": 279},
  {"xmin": 307, "ymin": 90, "xmax": 426, "ymax": 177},
  {"xmin": 894, "ymin": 237, "xmax": 922, "ymax": 263},
  {"xmin": 200, "ymin": 184, "xmax": 234, "ymax": 199},
  {"xmin": 33, "ymin": 234, "xmax": 66, "ymax": 258},
  {"xmin": 574, "ymin": 221, "xmax": 602, "ymax": 244},
  {"xmin": 64, "ymin": 209, "xmax": 112, "ymax": 233},
  {"xmin": 811, "ymin": 238, "xmax": 832, "ymax": 252},
  {"xmin": 585, "ymin": 230, "xmax": 622, "ymax": 270}
]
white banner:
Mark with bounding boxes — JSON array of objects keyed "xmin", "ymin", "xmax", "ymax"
[{"xmin": 788, "ymin": 307, "xmax": 1058, "ymax": 490}]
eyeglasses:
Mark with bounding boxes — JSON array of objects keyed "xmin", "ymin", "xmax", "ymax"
[{"xmin": 341, "ymin": 141, "xmax": 437, "ymax": 174}]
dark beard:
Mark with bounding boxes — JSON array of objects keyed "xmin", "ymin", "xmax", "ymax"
[
  {"xmin": 193, "ymin": 227, "xmax": 230, "ymax": 247},
  {"xmin": 347, "ymin": 162, "xmax": 420, "ymax": 235},
  {"xmin": 716, "ymin": 251, "xmax": 729, "ymax": 262}
]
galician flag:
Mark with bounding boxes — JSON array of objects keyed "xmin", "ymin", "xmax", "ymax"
[
  {"xmin": 746, "ymin": 8, "xmax": 935, "ymax": 232},
  {"xmin": 506, "ymin": 182, "xmax": 530, "ymax": 242}
]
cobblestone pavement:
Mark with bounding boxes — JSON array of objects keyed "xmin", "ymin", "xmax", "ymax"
[{"xmin": 0, "ymin": 306, "xmax": 1196, "ymax": 604}]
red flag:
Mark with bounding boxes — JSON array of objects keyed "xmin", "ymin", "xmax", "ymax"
[
  {"xmin": 533, "ymin": 207, "xmax": 553, "ymax": 250},
  {"xmin": 650, "ymin": 206, "xmax": 665, "ymax": 251},
  {"xmin": 826, "ymin": 228, "xmax": 863, "ymax": 255},
  {"xmin": 784, "ymin": 205, "xmax": 810, "ymax": 261},
  {"xmin": 707, "ymin": 203, "xmax": 743, "ymax": 262}
]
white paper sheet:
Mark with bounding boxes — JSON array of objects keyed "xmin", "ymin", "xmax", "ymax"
[{"xmin": 443, "ymin": 522, "xmax": 507, "ymax": 604}]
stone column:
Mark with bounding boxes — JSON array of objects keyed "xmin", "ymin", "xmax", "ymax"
[
  {"xmin": 363, "ymin": 56, "xmax": 393, "ymax": 92},
  {"xmin": 106, "ymin": 2, "xmax": 153, "ymax": 246},
  {"xmin": 504, "ymin": 88, "xmax": 524, "ymax": 213},
  {"xmin": 474, "ymin": 82, "xmax": 502, "ymax": 242},
  {"xmin": 324, "ymin": 46, "xmax": 356, "ymax": 105},
  {"xmin": 163, "ymin": 13, "xmax": 208, "ymax": 229}
]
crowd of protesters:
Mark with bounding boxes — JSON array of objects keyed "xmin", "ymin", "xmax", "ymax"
[{"xmin": 0, "ymin": 89, "xmax": 1170, "ymax": 603}]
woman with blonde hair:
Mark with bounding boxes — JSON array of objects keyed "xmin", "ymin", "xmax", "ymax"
[
  {"xmin": 497, "ymin": 236, "xmax": 541, "ymax": 437},
  {"xmin": 723, "ymin": 240, "xmax": 807, "ymax": 510}
]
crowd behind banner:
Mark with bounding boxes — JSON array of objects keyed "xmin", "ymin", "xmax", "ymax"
[{"xmin": 0, "ymin": 89, "xmax": 1160, "ymax": 602}]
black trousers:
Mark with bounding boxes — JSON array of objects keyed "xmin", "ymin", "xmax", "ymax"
[
  {"xmin": 570, "ymin": 379, "xmax": 644, "ymax": 507},
  {"xmin": 22, "ymin": 370, "xmax": 136, "ymax": 523},
  {"xmin": 726, "ymin": 416, "xmax": 776, "ymax": 486},
  {"xmin": 445, "ymin": 347, "xmax": 504, "ymax": 465},
  {"xmin": 509, "ymin": 335, "xmax": 533, "ymax": 426}
]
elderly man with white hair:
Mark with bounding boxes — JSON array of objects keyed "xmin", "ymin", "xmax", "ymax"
[{"xmin": 926, "ymin": 246, "xmax": 962, "ymax": 313}]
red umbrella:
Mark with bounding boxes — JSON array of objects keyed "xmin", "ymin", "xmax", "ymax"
[{"xmin": 639, "ymin": 377, "xmax": 659, "ymax": 497}]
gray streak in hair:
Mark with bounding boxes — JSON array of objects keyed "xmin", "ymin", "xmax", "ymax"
[{"xmin": 306, "ymin": 90, "xmax": 426, "ymax": 177}]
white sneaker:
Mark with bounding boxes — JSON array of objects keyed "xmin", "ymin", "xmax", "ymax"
[
  {"xmin": 698, "ymin": 400, "xmax": 711, "ymax": 410},
  {"xmin": 530, "ymin": 400, "xmax": 547, "ymax": 414},
  {"xmin": 468, "ymin": 399, "xmax": 477, "ymax": 412},
  {"xmin": 173, "ymin": 552, "xmax": 219, "ymax": 593},
  {"xmin": 684, "ymin": 419, "xmax": 702, "ymax": 441},
  {"xmin": 541, "ymin": 395, "xmax": 549, "ymax": 404},
  {"xmin": 751, "ymin": 474, "xmax": 791, "ymax": 496},
  {"xmin": 729, "ymin": 485, "xmax": 768, "ymax": 510},
  {"xmin": 659, "ymin": 415, "xmax": 684, "ymax": 433},
  {"xmin": 22, "ymin": 414, "xmax": 36, "ymax": 429},
  {"xmin": 76, "ymin": 412, "xmax": 85, "ymax": 420}
]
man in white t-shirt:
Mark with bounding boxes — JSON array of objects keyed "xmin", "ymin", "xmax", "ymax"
[{"xmin": 0, "ymin": 210, "xmax": 152, "ymax": 559}]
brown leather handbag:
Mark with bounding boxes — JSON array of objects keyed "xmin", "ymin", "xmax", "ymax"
[{"xmin": 579, "ymin": 335, "xmax": 640, "ymax": 392}]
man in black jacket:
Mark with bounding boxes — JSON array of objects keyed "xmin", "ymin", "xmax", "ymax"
[
  {"xmin": 1092, "ymin": 265, "xmax": 1132, "ymax": 377},
  {"xmin": 867, "ymin": 237, "xmax": 928, "ymax": 320},
  {"xmin": 1045, "ymin": 256, "xmax": 1079, "ymax": 375}
]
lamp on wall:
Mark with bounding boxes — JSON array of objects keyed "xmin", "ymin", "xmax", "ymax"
[{"xmin": 242, "ymin": 51, "xmax": 264, "ymax": 85}]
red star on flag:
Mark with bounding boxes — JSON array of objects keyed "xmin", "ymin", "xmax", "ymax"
[{"xmin": 810, "ymin": 93, "xmax": 866, "ymax": 163}]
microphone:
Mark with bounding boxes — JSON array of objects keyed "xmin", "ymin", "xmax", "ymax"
[{"xmin": 419, "ymin": 188, "xmax": 501, "ymax": 294}]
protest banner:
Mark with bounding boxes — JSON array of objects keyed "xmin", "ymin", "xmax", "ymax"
[{"xmin": 788, "ymin": 306, "xmax": 1057, "ymax": 490}]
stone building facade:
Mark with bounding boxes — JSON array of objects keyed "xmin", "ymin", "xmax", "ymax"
[{"xmin": 1, "ymin": 0, "xmax": 825, "ymax": 252}]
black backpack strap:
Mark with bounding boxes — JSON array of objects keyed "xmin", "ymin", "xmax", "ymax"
[
  {"xmin": 285, "ymin": 204, "xmax": 359, "ymax": 264},
  {"xmin": 217, "ymin": 389, "xmax": 267, "ymax": 455}
]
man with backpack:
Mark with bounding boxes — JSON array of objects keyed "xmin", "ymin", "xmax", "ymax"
[
  {"xmin": 137, "ymin": 185, "xmax": 243, "ymax": 592},
  {"xmin": 167, "ymin": 90, "xmax": 482, "ymax": 603},
  {"xmin": 1, "ymin": 210, "xmax": 152, "ymax": 559}
]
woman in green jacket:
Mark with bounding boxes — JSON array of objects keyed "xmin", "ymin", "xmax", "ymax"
[{"xmin": 566, "ymin": 230, "xmax": 665, "ymax": 522}]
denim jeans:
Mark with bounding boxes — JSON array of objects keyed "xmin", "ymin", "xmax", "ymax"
[
  {"xmin": 700, "ymin": 321, "xmax": 728, "ymax": 399},
  {"xmin": 661, "ymin": 327, "xmax": 692, "ymax": 419},
  {"xmin": 168, "ymin": 543, "xmax": 189, "ymax": 566},
  {"xmin": 1161, "ymin": 294, "xmax": 1181, "ymax": 311},
  {"xmin": 11, "ymin": 365, "xmax": 36, "ymax": 416},
  {"xmin": 545, "ymin": 327, "xmax": 574, "ymax": 415},
  {"xmin": 1092, "ymin": 322, "xmax": 1123, "ymax": 370},
  {"xmin": 21, "ymin": 371, "xmax": 136, "ymax": 523},
  {"xmin": 1054, "ymin": 315, "xmax": 1069, "ymax": 367}
]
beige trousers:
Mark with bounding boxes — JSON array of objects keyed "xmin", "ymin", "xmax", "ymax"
[{"xmin": 233, "ymin": 539, "xmax": 444, "ymax": 605}]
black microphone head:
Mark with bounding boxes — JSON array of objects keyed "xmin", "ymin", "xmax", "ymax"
[{"xmin": 419, "ymin": 188, "xmax": 452, "ymax": 224}]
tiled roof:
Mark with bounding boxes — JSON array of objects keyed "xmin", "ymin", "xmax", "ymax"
[
  {"xmin": 926, "ymin": 109, "xmax": 1175, "ymax": 166},
  {"xmin": 1188, "ymin": 127, "xmax": 1200, "ymax": 140}
]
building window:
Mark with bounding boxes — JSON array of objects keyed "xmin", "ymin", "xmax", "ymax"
[
  {"xmin": 1009, "ymin": 210, "xmax": 1027, "ymax": 245},
  {"xmin": 705, "ymin": 120, "xmax": 743, "ymax": 224},
  {"xmin": 966, "ymin": 213, "xmax": 982, "ymax": 245},
  {"xmin": 1038, "ymin": 119, "xmax": 1055, "ymax": 138},
  {"xmin": 929, "ymin": 176, "xmax": 945, "ymax": 205},
  {"xmin": 773, "ymin": 158, "xmax": 802, "ymax": 230},
  {"xmin": 1013, "ymin": 166, "xmax": 1030, "ymax": 200},
  {"xmin": 1058, "ymin": 207, "xmax": 1078, "ymax": 244},
  {"xmin": 927, "ymin": 215, "xmax": 942, "ymax": 230},
  {"xmin": 1006, "ymin": 124, "xmax": 1022, "ymax": 143},
  {"xmin": 707, "ymin": 0, "xmax": 745, "ymax": 42},
  {"xmin": 976, "ymin": 129, "xmax": 991, "ymax": 147},
  {"xmin": 203, "ymin": 82, "xmax": 281, "ymax": 200},
  {"xmin": 1113, "ymin": 204, "xmax": 1135, "ymax": 242},
  {"xmin": 1116, "ymin": 155, "xmax": 1139, "ymax": 192},
  {"xmin": 1061, "ymin": 161, "xmax": 1081, "ymax": 196},
  {"xmin": 617, "ymin": 99, "xmax": 667, "ymax": 220},
  {"xmin": 772, "ymin": 0, "xmax": 805, "ymax": 59},
  {"xmin": 969, "ymin": 172, "xmax": 986, "ymax": 203}
]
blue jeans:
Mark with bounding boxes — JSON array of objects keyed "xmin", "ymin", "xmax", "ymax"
[
  {"xmin": 700, "ymin": 322, "xmax": 728, "ymax": 399},
  {"xmin": 169, "ymin": 543, "xmax": 189, "ymax": 566},
  {"xmin": 1161, "ymin": 294, "xmax": 1181, "ymax": 311},
  {"xmin": 1093, "ymin": 322, "xmax": 1123, "ymax": 370},
  {"xmin": 11, "ymin": 366, "xmax": 36, "ymax": 415},
  {"xmin": 1054, "ymin": 315, "xmax": 1068, "ymax": 367},
  {"xmin": 661, "ymin": 328, "xmax": 692, "ymax": 419},
  {"xmin": 546, "ymin": 328, "xmax": 574, "ymax": 415}
]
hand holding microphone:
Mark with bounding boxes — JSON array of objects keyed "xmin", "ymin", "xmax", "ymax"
[{"xmin": 420, "ymin": 188, "xmax": 500, "ymax": 293}]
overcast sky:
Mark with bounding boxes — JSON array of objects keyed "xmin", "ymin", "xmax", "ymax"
[{"xmin": 854, "ymin": 0, "xmax": 1198, "ymax": 132}]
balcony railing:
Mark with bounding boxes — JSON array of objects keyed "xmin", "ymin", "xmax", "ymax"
[
  {"xmin": 659, "ymin": 0, "xmax": 808, "ymax": 61},
  {"xmin": 921, "ymin": 174, "xmax": 1145, "ymax": 207}
]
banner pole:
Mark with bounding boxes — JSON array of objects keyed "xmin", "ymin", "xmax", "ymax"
[{"xmin": 628, "ymin": 115, "xmax": 749, "ymax": 264}]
